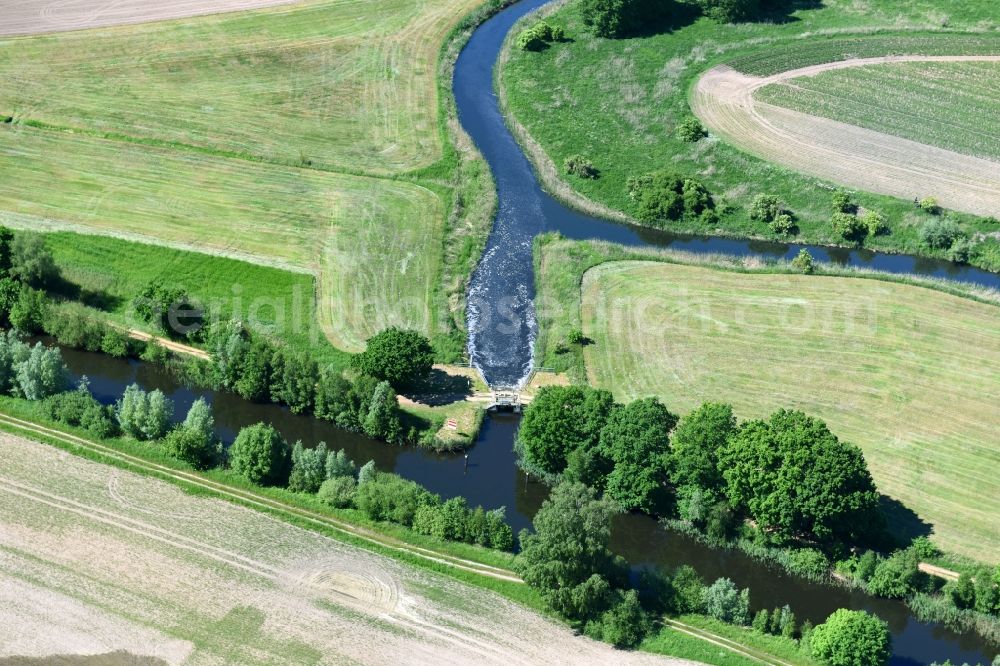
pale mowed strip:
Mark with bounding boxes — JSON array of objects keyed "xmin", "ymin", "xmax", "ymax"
[
  {"xmin": 692, "ymin": 56, "xmax": 1000, "ymax": 217},
  {"xmin": 582, "ymin": 261, "xmax": 1000, "ymax": 562},
  {"xmin": 0, "ymin": 433, "xmax": 687, "ymax": 665}
]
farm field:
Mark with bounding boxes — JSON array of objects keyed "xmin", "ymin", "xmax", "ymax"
[
  {"xmin": 574, "ymin": 259, "xmax": 1000, "ymax": 562},
  {"xmin": 692, "ymin": 56, "xmax": 1000, "ymax": 217},
  {"xmin": 0, "ymin": 432, "xmax": 679, "ymax": 665},
  {"xmin": 755, "ymin": 61, "xmax": 1000, "ymax": 161},
  {"xmin": 500, "ymin": 2, "xmax": 1000, "ymax": 267}
]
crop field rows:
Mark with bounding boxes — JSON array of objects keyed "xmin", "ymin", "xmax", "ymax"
[
  {"xmin": 0, "ymin": 433, "xmax": 671, "ymax": 665},
  {"xmin": 579, "ymin": 260, "xmax": 1000, "ymax": 562},
  {"xmin": 757, "ymin": 61, "xmax": 1000, "ymax": 162}
]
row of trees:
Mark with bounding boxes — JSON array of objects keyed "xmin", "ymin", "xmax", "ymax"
[{"xmin": 517, "ymin": 387, "xmax": 885, "ymax": 548}]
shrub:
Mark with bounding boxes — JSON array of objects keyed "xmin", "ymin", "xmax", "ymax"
[
  {"xmin": 671, "ymin": 565, "xmax": 707, "ymax": 614},
  {"xmin": 861, "ymin": 209, "xmax": 888, "ymax": 236},
  {"xmin": 951, "ymin": 572, "xmax": 977, "ymax": 610},
  {"xmin": 15, "ymin": 342, "xmax": 69, "ymax": 401},
  {"xmin": 832, "ymin": 189, "xmax": 855, "ymax": 214},
  {"xmin": 919, "ymin": 217, "xmax": 962, "ymax": 250},
  {"xmin": 317, "ymin": 475, "xmax": 357, "ymax": 508},
  {"xmin": 810, "ymin": 609, "xmax": 891, "ymax": 666},
  {"xmin": 165, "ymin": 426, "xmax": 219, "ymax": 470},
  {"xmin": 0, "ymin": 330, "xmax": 28, "ymax": 395},
  {"xmin": 517, "ymin": 21, "xmax": 561, "ymax": 50},
  {"xmin": 787, "ymin": 548, "xmax": 830, "ymax": 580},
  {"xmin": 596, "ymin": 590, "xmax": 650, "ymax": 648},
  {"xmin": 100, "ymin": 328, "xmax": 131, "ymax": 358},
  {"xmin": 567, "ymin": 328, "xmax": 586, "ymax": 345},
  {"xmin": 867, "ymin": 549, "xmax": 922, "ymax": 599},
  {"xmin": 132, "ymin": 279, "xmax": 202, "ymax": 338},
  {"xmin": 325, "ymin": 448, "xmax": 356, "ymax": 479},
  {"xmin": 770, "ymin": 213, "xmax": 796, "ymax": 235},
  {"xmin": 355, "ymin": 471, "xmax": 438, "ymax": 526},
  {"xmin": 288, "ymin": 441, "xmax": 329, "ymax": 494},
  {"xmin": 362, "ymin": 381, "xmax": 403, "ymax": 443},
  {"xmin": 580, "ymin": 0, "xmax": 660, "ymax": 37},
  {"xmin": 116, "ymin": 384, "xmax": 173, "ymax": 441},
  {"xmin": 675, "ymin": 117, "xmax": 706, "ymax": 142},
  {"xmin": 832, "ymin": 212, "xmax": 866, "ymax": 242},
  {"xmin": 627, "ymin": 171, "xmax": 713, "ymax": 224},
  {"xmin": 564, "ymin": 154, "xmax": 598, "ymax": 179},
  {"xmin": 351, "ymin": 327, "xmax": 434, "ymax": 389},
  {"xmin": 697, "ymin": 0, "xmax": 760, "ymax": 23},
  {"xmin": 140, "ymin": 341, "xmax": 170, "ymax": 365},
  {"xmin": 752, "ymin": 608, "xmax": 770, "ymax": 633},
  {"xmin": 748, "ymin": 194, "xmax": 781, "ymax": 223},
  {"xmin": 44, "ymin": 382, "xmax": 100, "ymax": 426},
  {"xmin": 9, "ymin": 286, "xmax": 48, "ymax": 334},
  {"xmin": 80, "ymin": 401, "xmax": 119, "ymax": 438},
  {"xmin": 703, "ymin": 577, "xmax": 750, "ymax": 625},
  {"xmin": 228, "ymin": 422, "xmax": 289, "ymax": 486},
  {"xmin": 43, "ymin": 305, "xmax": 106, "ymax": 351},
  {"xmin": 10, "ymin": 233, "xmax": 59, "ymax": 287},
  {"xmin": 947, "ymin": 238, "xmax": 973, "ymax": 264},
  {"xmin": 791, "ymin": 249, "xmax": 815, "ymax": 274},
  {"xmin": 919, "ymin": 196, "xmax": 941, "ymax": 215}
]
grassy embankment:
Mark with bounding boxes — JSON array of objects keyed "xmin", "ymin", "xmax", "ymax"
[
  {"xmin": 499, "ymin": 1, "xmax": 1000, "ymax": 269},
  {"xmin": 534, "ymin": 235, "xmax": 1000, "ymax": 563},
  {"xmin": 0, "ymin": 0, "xmax": 491, "ymax": 357},
  {"xmin": 755, "ymin": 61, "xmax": 1000, "ymax": 162}
]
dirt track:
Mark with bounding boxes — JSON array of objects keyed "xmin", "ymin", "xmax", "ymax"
[
  {"xmin": 0, "ymin": 0, "xmax": 304, "ymax": 36},
  {"xmin": 0, "ymin": 433, "xmax": 693, "ymax": 665},
  {"xmin": 692, "ymin": 56, "xmax": 1000, "ymax": 217}
]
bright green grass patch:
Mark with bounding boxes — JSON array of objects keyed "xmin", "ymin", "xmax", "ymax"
[
  {"xmin": 0, "ymin": 0, "xmax": 481, "ymax": 175},
  {"xmin": 757, "ymin": 61, "xmax": 1000, "ymax": 160},
  {"xmin": 579, "ymin": 260, "xmax": 1000, "ymax": 563},
  {"xmin": 501, "ymin": 2, "xmax": 1000, "ymax": 267},
  {"xmin": 642, "ymin": 615, "xmax": 818, "ymax": 665},
  {"xmin": 0, "ymin": 124, "xmax": 447, "ymax": 353}
]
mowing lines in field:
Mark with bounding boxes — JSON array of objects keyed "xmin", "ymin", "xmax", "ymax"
[{"xmin": 582, "ymin": 261, "xmax": 1000, "ymax": 561}]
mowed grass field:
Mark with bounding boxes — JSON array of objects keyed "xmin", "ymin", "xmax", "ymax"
[
  {"xmin": 577, "ymin": 260, "xmax": 1000, "ymax": 561},
  {"xmin": 757, "ymin": 61, "xmax": 1000, "ymax": 161},
  {"xmin": 501, "ymin": 1, "xmax": 1000, "ymax": 268},
  {"xmin": 0, "ymin": 0, "xmax": 479, "ymax": 174},
  {"xmin": 0, "ymin": 124, "xmax": 443, "ymax": 352}
]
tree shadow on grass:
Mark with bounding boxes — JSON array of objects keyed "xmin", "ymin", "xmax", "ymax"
[
  {"xmin": 402, "ymin": 367, "xmax": 474, "ymax": 407},
  {"xmin": 879, "ymin": 493, "xmax": 933, "ymax": 549}
]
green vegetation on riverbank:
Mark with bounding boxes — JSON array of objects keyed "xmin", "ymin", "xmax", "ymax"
[{"xmin": 500, "ymin": 0, "xmax": 1000, "ymax": 270}]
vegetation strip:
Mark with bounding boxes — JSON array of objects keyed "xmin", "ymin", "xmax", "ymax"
[{"xmin": 0, "ymin": 411, "xmax": 521, "ymax": 583}]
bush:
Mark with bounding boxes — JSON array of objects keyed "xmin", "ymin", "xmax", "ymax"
[
  {"xmin": 810, "ymin": 609, "xmax": 891, "ymax": 666},
  {"xmin": 228, "ymin": 422, "xmax": 289, "ymax": 486},
  {"xmin": 831, "ymin": 189, "xmax": 855, "ymax": 214},
  {"xmin": 9, "ymin": 286, "xmax": 48, "ymax": 334},
  {"xmin": 752, "ymin": 608, "xmax": 770, "ymax": 633},
  {"xmin": 288, "ymin": 441, "xmax": 329, "ymax": 493},
  {"xmin": 165, "ymin": 426, "xmax": 219, "ymax": 470},
  {"xmin": 100, "ymin": 328, "xmax": 131, "ymax": 358},
  {"xmin": 43, "ymin": 382, "xmax": 100, "ymax": 426},
  {"xmin": 867, "ymin": 549, "xmax": 922, "ymax": 599},
  {"xmin": 355, "ymin": 471, "xmax": 437, "ymax": 526},
  {"xmin": 627, "ymin": 171, "xmax": 713, "ymax": 224},
  {"xmin": 564, "ymin": 154, "xmax": 598, "ymax": 179},
  {"xmin": 9, "ymin": 233, "xmax": 59, "ymax": 288},
  {"xmin": 919, "ymin": 217, "xmax": 962, "ymax": 250},
  {"xmin": 595, "ymin": 590, "xmax": 650, "ymax": 648},
  {"xmin": 791, "ymin": 249, "xmax": 815, "ymax": 274},
  {"xmin": 919, "ymin": 196, "xmax": 941, "ymax": 215},
  {"xmin": 832, "ymin": 211, "xmax": 866, "ymax": 242},
  {"xmin": 517, "ymin": 21, "xmax": 561, "ymax": 50},
  {"xmin": 317, "ymin": 475, "xmax": 357, "ymax": 508},
  {"xmin": 43, "ymin": 305, "xmax": 107, "ymax": 352},
  {"xmin": 703, "ymin": 577, "xmax": 750, "ymax": 625},
  {"xmin": 675, "ymin": 117, "xmax": 706, "ymax": 142},
  {"xmin": 749, "ymin": 194, "xmax": 781, "ymax": 223},
  {"xmin": 15, "ymin": 342, "xmax": 69, "ymax": 401},
  {"xmin": 362, "ymin": 381, "xmax": 403, "ymax": 443},
  {"xmin": 132, "ymin": 279, "xmax": 202, "ymax": 339},
  {"xmin": 769, "ymin": 213, "xmax": 796, "ymax": 235},
  {"xmin": 671, "ymin": 565, "xmax": 707, "ymax": 614},
  {"xmin": 581, "ymin": 0, "xmax": 660, "ymax": 37},
  {"xmin": 787, "ymin": 548, "xmax": 830, "ymax": 580},
  {"xmin": 697, "ymin": 0, "xmax": 760, "ymax": 23},
  {"xmin": 861, "ymin": 209, "xmax": 888, "ymax": 236},
  {"xmin": 116, "ymin": 383, "xmax": 173, "ymax": 441},
  {"xmin": 351, "ymin": 327, "xmax": 434, "ymax": 389}
]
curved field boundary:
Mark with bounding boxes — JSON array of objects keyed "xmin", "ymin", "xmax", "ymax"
[
  {"xmin": 692, "ymin": 56, "xmax": 1000, "ymax": 217},
  {"xmin": 0, "ymin": 0, "xmax": 303, "ymax": 36}
]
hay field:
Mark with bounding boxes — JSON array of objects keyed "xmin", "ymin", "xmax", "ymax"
[
  {"xmin": 580, "ymin": 261, "xmax": 1000, "ymax": 562},
  {"xmin": 756, "ymin": 61, "xmax": 1000, "ymax": 162},
  {"xmin": 0, "ymin": 432, "xmax": 681, "ymax": 665},
  {"xmin": 0, "ymin": 0, "xmax": 480, "ymax": 174}
]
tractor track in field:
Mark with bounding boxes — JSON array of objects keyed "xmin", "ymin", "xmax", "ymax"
[{"xmin": 692, "ymin": 55, "xmax": 1000, "ymax": 217}]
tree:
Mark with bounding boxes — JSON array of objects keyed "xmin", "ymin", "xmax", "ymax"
[
  {"xmin": 13, "ymin": 342, "xmax": 68, "ymax": 401},
  {"xmin": 183, "ymin": 398, "xmax": 215, "ymax": 446},
  {"xmin": 229, "ymin": 422, "xmax": 289, "ymax": 486},
  {"xmin": 597, "ymin": 590, "xmax": 650, "ymax": 648},
  {"xmin": 919, "ymin": 217, "xmax": 961, "ymax": 250},
  {"xmin": 627, "ymin": 171, "xmax": 713, "ymax": 225},
  {"xmin": 580, "ymin": 0, "xmax": 660, "ymax": 37},
  {"xmin": 974, "ymin": 574, "xmax": 999, "ymax": 615},
  {"xmin": 810, "ymin": 609, "xmax": 891, "ymax": 666},
  {"xmin": 132, "ymin": 279, "xmax": 201, "ymax": 338},
  {"xmin": 363, "ymin": 381, "xmax": 402, "ymax": 442},
  {"xmin": 9, "ymin": 233, "xmax": 59, "ymax": 287},
  {"xmin": 515, "ymin": 482, "xmax": 627, "ymax": 623},
  {"xmin": 315, "ymin": 368, "xmax": 354, "ymax": 422},
  {"xmin": 269, "ymin": 347, "xmax": 317, "ymax": 414},
  {"xmin": 210, "ymin": 321, "xmax": 251, "ymax": 390},
  {"xmin": 671, "ymin": 402, "xmax": 735, "ymax": 490},
  {"xmin": 749, "ymin": 194, "xmax": 781, "ymax": 223},
  {"xmin": 698, "ymin": 0, "xmax": 760, "ymax": 23},
  {"xmin": 703, "ymin": 577, "xmax": 750, "ymax": 625},
  {"xmin": 0, "ymin": 226, "xmax": 14, "ymax": 274},
  {"xmin": 866, "ymin": 549, "xmax": 922, "ymax": 599},
  {"xmin": 832, "ymin": 212, "xmax": 866, "ymax": 242},
  {"xmin": 719, "ymin": 409, "xmax": 884, "ymax": 545},
  {"xmin": 164, "ymin": 398, "xmax": 218, "ymax": 469},
  {"xmin": 288, "ymin": 441, "xmax": 328, "ymax": 493},
  {"xmin": 9, "ymin": 286, "xmax": 48, "ymax": 333},
  {"xmin": 354, "ymin": 471, "xmax": 437, "ymax": 526},
  {"xmin": 517, "ymin": 385, "xmax": 614, "ymax": 476},
  {"xmin": 325, "ymin": 447, "xmax": 356, "ymax": 479},
  {"xmin": 0, "ymin": 330, "xmax": 29, "ymax": 395},
  {"xmin": 770, "ymin": 213, "xmax": 796, "ymax": 235},
  {"xmin": 671, "ymin": 565, "xmax": 707, "ymax": 613},
  {"xmin": 599, "ymin": 397, "xmax": 677, "ymax": 512},
  {"xmin": 951, "ymin": 572, "xmax": 976, "ymax": 610},
  {"xmin": 752, "ymin": 608, "xmax": 770, "ymax": 633},
  {"xmin": 861, "ymin": 210, "xmax": 887, "ymax": 236},
  {"xmin": 675, "ymin": 117, "xmax": 706, "ymax": 143},
  {"xmin": 357, "ymin": 459, "xmax": 377, "ymax": 485},
  {"xmin": 116, "ymin": 384, "xmax": 173, "ymax": 440},
  {"xmin": 351, "ymin": 327, "xmax": 434, "ymax": 389},
  {"xmin": 317, "ymin": 475, "xmax": 357, "ymax": 508}
]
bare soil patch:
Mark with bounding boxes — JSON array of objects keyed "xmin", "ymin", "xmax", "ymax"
[
  {"xmin": 0, "ymin": 0, "xmax": 303, "ymax": 36},
  {"xmin": 692, "ymin": 56, "xmax": 1000, "ymax": 217}
]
